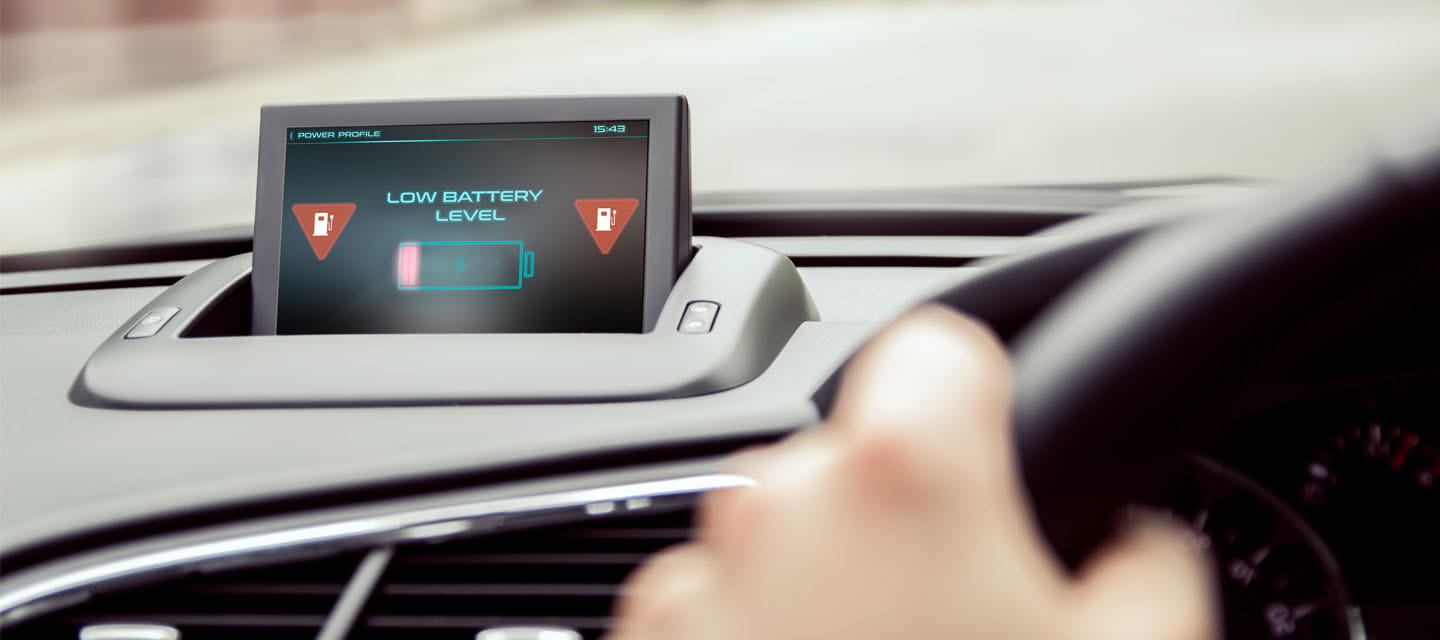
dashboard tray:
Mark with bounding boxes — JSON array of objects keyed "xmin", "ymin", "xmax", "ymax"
[{"xmin": 75, "ymin": 237, "xmax": 817, "ymax": 408}]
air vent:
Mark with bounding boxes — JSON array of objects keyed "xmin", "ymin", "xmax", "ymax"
[
  {"xmin": 4, "ymin": 508, "xmax": 697, "ymax": 640},
  {"xmin": 5, "ymin": 552, "xmax": 364, "ymax": 640},
  {"xmin": 352, "ymin": 508, "xmax": 693, "ymax": 640}
]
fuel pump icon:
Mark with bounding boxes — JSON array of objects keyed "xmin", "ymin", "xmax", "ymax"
[
  {"xmin": 573, "ymin": 199, "xmax": 638, "ymax": 255},
  {"xmin": 291, "ymin": 203, "xmax": 354, "ymax": 261},
  {"xmin": 312, "ymin": 211, "xmax": 333, "ymax": 237}
]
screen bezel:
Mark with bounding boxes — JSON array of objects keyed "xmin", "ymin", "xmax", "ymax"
[{"xmin": 251, "ymin": 95, "xmax": 689, "ymax": 335}]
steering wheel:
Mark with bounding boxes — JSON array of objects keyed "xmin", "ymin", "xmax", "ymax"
[
  {"xmin": 819, "ymin": 128, "xmax": 1440, "ymax": 637},
  {"xmin": 999, "ymin": 132, "xmax": 1439, "ymax": 565}
]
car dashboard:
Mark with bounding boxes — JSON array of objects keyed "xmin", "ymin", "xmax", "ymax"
[{"xmin": 1, "ymin": 184, "xmax": 1435, "ymax": 640}]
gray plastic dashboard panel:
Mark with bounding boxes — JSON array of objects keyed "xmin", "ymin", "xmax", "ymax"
[{"xmin": 77, "ymin": 237, "xmax": 816, "ymax": 407}]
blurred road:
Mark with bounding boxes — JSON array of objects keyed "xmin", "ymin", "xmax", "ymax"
[{"xmin": 3, "ymin": 0, "xmax": 1440, "ymax": 254}]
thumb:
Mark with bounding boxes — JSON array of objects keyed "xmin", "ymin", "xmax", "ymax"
[{"xmin": 1074, "ymin": 516, "xmax": 1220, "ymax": 640}]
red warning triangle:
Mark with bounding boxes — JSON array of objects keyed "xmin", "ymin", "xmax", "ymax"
[
  {"xmin": 292, "ymin": 203, "xmax": 356, "ymax": 260},
  {"xmin": 574, "ymin": 199, "xmax": 639, "ymax": 255}
]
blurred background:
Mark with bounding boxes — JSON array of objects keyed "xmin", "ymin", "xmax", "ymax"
[{"xmin": 2, "ymin": 0, "xmax": 1439, "ymax": 255}]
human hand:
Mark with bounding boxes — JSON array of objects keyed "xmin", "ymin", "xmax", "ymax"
[{"xmin": 608, "ymin": 306, "xmax": 1217, "ymax": 640}]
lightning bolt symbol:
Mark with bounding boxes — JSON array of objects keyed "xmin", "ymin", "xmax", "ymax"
[{"xmin": 454, "ymin": 252, "xmax": 468, "ymax": 277}]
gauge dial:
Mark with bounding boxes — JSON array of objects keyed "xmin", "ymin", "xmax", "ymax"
[
  {"xmin": 1153, "ymin": 457, "xmax": 1363, "ymax": 640},
  {"xmin": 1214, "ymin": 379, "xmax": 1440, "ymax": 637},
  {"xmin": 1289, "ymin": 388, "xmax": 1439, "ymax": 632},
  {"xmin": 1302, "ymin": 421, "xmax": 1439, "ymax": 508}
]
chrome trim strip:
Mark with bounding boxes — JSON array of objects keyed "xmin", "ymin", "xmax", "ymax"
[
  {"xmin": 79, "ymin": 623, "xmax": 181, "ymax": 640},
  {"xmin": 477, "ymin": 627, "xmax": 582, "ymax": 640},
  {"xmin": 0, "ymin": 473, "xmax": 753, "ymax": 620}
]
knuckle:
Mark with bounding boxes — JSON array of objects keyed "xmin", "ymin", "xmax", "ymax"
[{"xmin": 698, "ymin": 484, "xmax": 766, "ymax": 540}]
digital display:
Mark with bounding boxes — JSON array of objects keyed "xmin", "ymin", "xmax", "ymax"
[{"xmin": 275, "ymin": 120, "xmax": 649, "ymax": 334}]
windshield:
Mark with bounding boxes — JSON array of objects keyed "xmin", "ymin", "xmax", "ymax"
[{"xmin": 3, "ymin": 0, "xmax": 1438, "ymax": 255}]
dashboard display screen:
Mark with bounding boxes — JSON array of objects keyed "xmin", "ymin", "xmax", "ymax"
[{"xmin": 275, "ymin": 120, "xmax": 649, "ymax": 334}]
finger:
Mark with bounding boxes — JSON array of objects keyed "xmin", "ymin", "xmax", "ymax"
[
  {"xmin": 832, "ymin": 304, "xmax": 1011, "ymax": 424},
  {"xmin": 708, "ymin": 305, "xmax": 1013, "ymax": 515},
  {"xmin": 827, "ymin": 305, "xmax": 1018, "ymax": 507},
  {"xmin": 1074, "ymin": 517, "xmax": 1219, "ymax": 640}
]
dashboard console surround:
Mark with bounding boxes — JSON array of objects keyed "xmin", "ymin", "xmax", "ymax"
[{"xmin": 74, "ymin": 237, "xmax": 817, "ymax": 408}]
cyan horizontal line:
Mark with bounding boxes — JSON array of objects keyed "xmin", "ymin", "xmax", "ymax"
[
  {"xmin": 400, "ymin": 241, "xmax": 524, "ymax": 246},
  {"xmin": 397, "ymin": 285, "xmax": 524, "ymax": 290},
  {"xmin": 290, "ymin": 136, "xmax": 647, "ymax": 145}
]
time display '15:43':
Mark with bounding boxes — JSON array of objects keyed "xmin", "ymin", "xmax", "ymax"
[{"xmin": 593, "ymin": 124, "xmax": 627, "ymax": 134}]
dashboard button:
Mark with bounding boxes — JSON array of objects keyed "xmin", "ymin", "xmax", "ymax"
[
  {"xmin": 678, "ymin": 300, "xmax": 720, "ymax": 333},
  {"xmin": 125, "ymin": 307, "xmax": 180, "ymax": 339}
]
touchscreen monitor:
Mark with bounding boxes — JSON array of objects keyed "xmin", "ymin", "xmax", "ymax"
[{"xmin": 251, "ymin": 96, "xmax": 689, "ymax": 335}]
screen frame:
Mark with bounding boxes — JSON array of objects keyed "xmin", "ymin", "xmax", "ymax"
[{"xmin": 251, "ymin": 95, "xmax": 690, "ymax": 335}]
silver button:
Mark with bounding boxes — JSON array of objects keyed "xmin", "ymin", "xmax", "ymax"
[
  {"xmin": 677, "ymin": 300, "xmax": 720, "ymax": 334},
  {"xmin": 125, "ymin": 307, "xmax": 180, "ymax": 339}
]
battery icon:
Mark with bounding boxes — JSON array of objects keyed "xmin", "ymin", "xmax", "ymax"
[{"xmin": 395, "ymin": 241, "xmax": 536, "ymax": 290}]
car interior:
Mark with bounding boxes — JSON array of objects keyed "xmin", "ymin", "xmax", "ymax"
[{"xmin": 2, "ymin": 3, "xmax": 1437, "ymax": 640}]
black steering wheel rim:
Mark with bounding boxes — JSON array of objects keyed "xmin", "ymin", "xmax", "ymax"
[
  {"xmin": 816, "ymin": 131, "xmax": 1440, "ymax": 567},
  {"xmin": 1005, "ymin": 138, "xmax": 1439, "ymax": 566}
]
